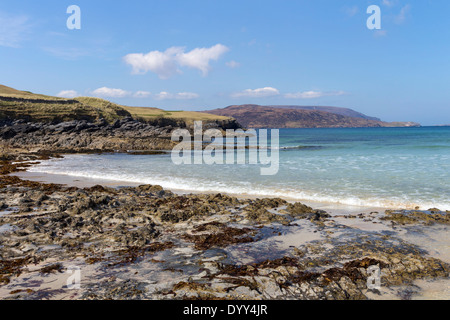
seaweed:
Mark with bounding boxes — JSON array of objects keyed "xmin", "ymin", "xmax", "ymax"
[
  {"xmin": 254, "ymin": 256, "xmax": 302, "ymax": 269},
  {"xmin": 172, "ymin": 281, "xmax": 211, "ymax": 292},
  {"xmin": 40, "ymin": 263, "xmax": 64, "ymax": 274},
  {"xmin": 182, "ymin": 224, "xmax": 255, "ymax": 250},
  {"xmin": 0, "ymin": 256, "xmax": 41, "ymax": 285},
  {"xmin": 107, "ymin": 241, "xmax": 175, "ymax": 267},
  {"xmin": 216, "ymin": 264, "xmax": 258, "ymax": 277},
  {"xmin": 84, "ymin": 185, "xmax": 118, "ymax": 194},
  {"xmin": 220, "ymin": 276, "xmax": 261, "ymax": 293},
  {"xmin": 382, "ymin": 210, "xmax": 450, "ymax": 225}
]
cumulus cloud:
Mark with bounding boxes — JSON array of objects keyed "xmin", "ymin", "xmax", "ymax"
[
  {"xmin": 123, "ymin": 44, "xmax": 229, "ymax": 79},
  {"xmin": 0, "ymin": 12, "xmax": 31, "ymax": 47},
  {"xmin": 231, "ymin": 87, "xmax": 280, "ymax": 98},
  {"xmin": 154, "ymin": 91, "xmax": 199, "ymax": 100},
  {"xmin": 91, "ymin": 87, "xmax": 131, "ymax": 98},
  {"xmin": 284, "ymin": 91, "xmax": 347, "ymax": 99},
  {"xmin": 176, "ymin": 44, "xmax": 229, "ymax": 75},
  {"xmin": 56, "ymin": 90, "xmax": 79, "ymax": 99},
  {"xmin": 123, "ymin": 47, "xmax": 182, "ymax": 79},
  {"xmin": 59, "ymin": 88, "xmax": 197, "ymax": 100},
  {"xmin": 175, "ymin": 92, "xmax": 200, "ymax": 100},
  {"xmin": 133, "ymin": 91, "xmax": 151, "ymax": 98}
]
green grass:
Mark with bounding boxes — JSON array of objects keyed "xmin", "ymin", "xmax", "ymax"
[
  {"xmin": 0, "ymin": 84, "xmax": 233, "ymax": 125},
  {"xmin": 0, "ymin": 86, "xmax": 131, "ymax": 123},
  {"xmin": 0, "ymin": 99, "xmax": 105, "ymax": 123},
  {"xmin": 74, "ymin": 97, "xmax": 132, "ymax": 122},
  {"xmin": 123, "ymin": 106, "xmax": 231, "ymax": 125},
  {"xmin": 0, "ymin": 85, "xmax": 67, "ymax": 101}
]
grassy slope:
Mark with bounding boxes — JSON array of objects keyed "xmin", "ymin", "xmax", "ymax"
[
  {"xmin": 0, "ymin": 85, "xmax": 65, "ymax": 100},
  {"xmin": 0, "ymin": 85, "xmax": 232, "ymax": 125},
  {"xmin": 122, "ymin": 106, "xmax": 231, "ymax": 125}
]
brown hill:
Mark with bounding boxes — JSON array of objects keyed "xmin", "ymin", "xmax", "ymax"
[
  {"xmin": 268, "ymin": 105, "xmax": 381, "ymax": 121},
  {"xmin": 204, "ymin": 105, "xmax": 420, "ymax": 129}
]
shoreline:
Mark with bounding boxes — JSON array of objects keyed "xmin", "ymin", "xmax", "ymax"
[
  {"xmin": 1, "ymin": 152, "xmax": 449, "ymax": 300},
  {"xmin": 20, "ymin": 150, "xmax": 450, "ymax": 212},
  {"xmin": 14, "ymin": 169, "xmax": 390, "ymax": 216}
]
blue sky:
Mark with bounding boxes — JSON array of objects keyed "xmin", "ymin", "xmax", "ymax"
[{"xmin": 1, "ymin": 0, "xmax": 449, "ymax": 125}]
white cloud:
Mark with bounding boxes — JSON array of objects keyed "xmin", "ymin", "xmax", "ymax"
[
  {"xmin": 284, "ymin": 91, "xmax": 347, "ymax": 99},
  {"xmin": 175, "ymin": 92, "xmax": 200, "ymax": 100},
  {"xmin": 226, "ymin": 60, "xmax": 241, "ymax": 69},
  {"xmin": 0, "ymin": 12, "xmax": 31, "ymax": 47},
  {"xmin": 91, "ymin": 87, "xmax": 131, "ymax": 98},
  {"xmin": 56, "ymin": 90, "xmax": 79, "ymax": 99},
  {"xmin": 123, "ymin": 44, "xmax": 229, "ymax": 79},
  {"xmin": 153, "ymin": 92, "xmax": 172, "ymax": 100},
  {"xmin": 58, "ymin": 88, "xmax": 197, "ymax": 100},
  {"xmin": 133, "ymin": 91, "xmax": 151, "ymax": 98},
  {"xmin": 154, "ymin": 91, "xmax": 199, "ymax": 100},
  {"xmin": 231, "ymin": 87, "xmax": 280, "ymax": 98},
  {"xmin": 395, "ymin": 5, "xmax": 411, "ymax": 24},
  {"xmin": 123, "ymin": 47, "xmax": 182, "ymax": 79},
  {"xmin": 176, "ymin": 44, "xmax": 229, "ymax": 76}
]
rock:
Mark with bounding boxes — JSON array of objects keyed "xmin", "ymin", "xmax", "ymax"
[
  {"xmin": 381, "ymin": 209, "xmax": 450, "ymax": 225},
  {"xmin": 21, "ymin": 243, "xmax": 38, "ymax": 253},
  {"xmin": 0, "ymin": 127, "xmax": 17, "ymax": 139},
  {"xmin": 1, "ymin": 160, "xmax": 449, "ymax": 301},
  {"xmin": 286, "ymin": 202, "xmax": 330, "ymax": 220},
  {"xmin": 54, "ymin": 121, "xmax": 78, "ymax": 133},
  {"xmin": 18, "ymin": 197, "xmax": 33, "ymax": 205},
  {"xmin": 138, "ymin": 185, "xmax": 164, "ymax": 195},
  {"xmin": 0, "ymin": 119, "xmax": 177, "ymax": 153},
  {"xmin": 244, "ymin": 207, "xmax": 287, "ymax": 224}
]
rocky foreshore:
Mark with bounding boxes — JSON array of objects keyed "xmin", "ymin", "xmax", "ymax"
[
  {"xmin": 0, "ymin": 118, "xmax": 178, "ymax": 154},
  {"xmin": 0, "ymin": 154, "xmax": 449, "ymax": 300}
]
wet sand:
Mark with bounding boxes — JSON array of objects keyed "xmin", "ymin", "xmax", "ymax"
[
  {"xmin": 1, "ymin": 166, "xmax": 448, "ymax": 300},
  {"xmin": 14, "ymin": 169, "xmax": 450, "ymax": 266}
]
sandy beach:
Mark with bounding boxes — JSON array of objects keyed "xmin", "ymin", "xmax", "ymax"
[
  {"xmin": 2, "ymin": 0, "xmax": 450, "ymax": 307},
  {"xmin": 0, "ymin": 155, "xmax": 449, "ymax": 300}
]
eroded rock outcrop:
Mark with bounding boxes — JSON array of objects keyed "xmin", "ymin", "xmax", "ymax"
[{"xmin": 0, "ymin": 118, "xmax": 175, "ymax": 153}]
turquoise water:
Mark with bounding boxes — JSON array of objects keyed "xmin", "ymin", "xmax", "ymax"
[{"xmin": 29, "ymin": 127, "xmax": 450, "ymax": 210}]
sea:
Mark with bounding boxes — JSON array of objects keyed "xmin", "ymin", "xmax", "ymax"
[{"xmin": 27, "ymin": 126, "xmax": 450, "ymax": 211}]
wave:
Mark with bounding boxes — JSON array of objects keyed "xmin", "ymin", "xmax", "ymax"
[
  {"xmin": 278, "ymin": 145, "xmax": 324, "ymax": 151},
  {"xmin": 27, "ymin": 165, "xmax": 450, "ymax": 211},
  {"xmin": 407, "ymin": 145, "xmax": 450, "ymax": 150}
]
